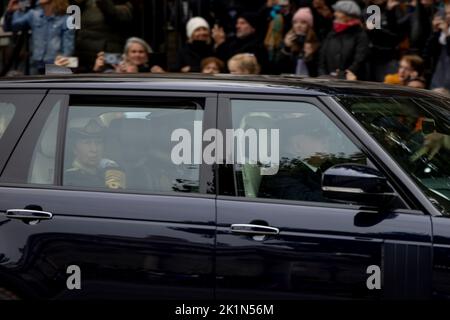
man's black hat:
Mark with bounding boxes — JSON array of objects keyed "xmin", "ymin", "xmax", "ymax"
[{"xmin": 238, "ymin": 12, "xmax": 261, "ymax": 31}]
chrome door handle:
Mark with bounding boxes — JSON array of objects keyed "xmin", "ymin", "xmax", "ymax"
[
  {"xmin": 5, "ymin": 209, "xmax": 53, "ymax": 221},
  {"xmin": 230, "ymin": 224, "xmax": 279, "ymax": 236}
]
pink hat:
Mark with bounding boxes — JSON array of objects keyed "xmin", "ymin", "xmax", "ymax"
[{"xmin": 293, "ymin": 7, "xmax": 314, "ymax": 28}]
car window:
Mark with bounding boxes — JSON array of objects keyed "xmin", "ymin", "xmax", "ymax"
[
  {"xmin": 229, "ymin": 99, "xmax": 367, "ymax": 203},
  {"xmin": 337, "ymin": 96, "xmax": 450, "ymax": 214},
  {"xmin": 0, "ymin": 103, "xmax": 15, "ymax": 141},
  {"xmin": 63, "ymin": 102, "xmax": 204, "ymax": 194},
  {"xmin": 28, "ymin": 102, "xmax": 60, "ymax": 184}
]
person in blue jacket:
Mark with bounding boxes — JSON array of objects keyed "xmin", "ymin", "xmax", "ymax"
[{"xmin": 3, "ymin": 0, "xmax": 75, "ymax": 75}]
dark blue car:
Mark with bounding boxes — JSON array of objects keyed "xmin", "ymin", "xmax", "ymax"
[{"xmin": 0, "ymin": 74, "xmax": 449, "ymax": 299}]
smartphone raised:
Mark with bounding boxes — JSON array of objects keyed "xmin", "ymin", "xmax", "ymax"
[
  {"xmin": 104, "ymin": 53, "xmax": 122, "ymax": 66},
  {"xmin": 66, "ymin": 57, "xmax": 79, "ymax": 68}
]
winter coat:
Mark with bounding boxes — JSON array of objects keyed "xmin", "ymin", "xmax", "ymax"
[
  {"xmin": 173, "ymin": 41, "xmax": 215, "ymax": 72},
  {"xmin": 318, "ymin": 24, "xmax": 369, "ymax": 79},
  {"xmin": 216, "ymin": 33, "xmax": 269, "ymax": 73},
  {"xmin": 71, "ymin": 0, "xmax": 134, "ymax": 71},
  {"xmin": 429, "ymin": 34, "xmax": 450, "ymax": 90},
  {"xmin": 276, "ymin": 39, "xmax": 319, "ymax": 76}
]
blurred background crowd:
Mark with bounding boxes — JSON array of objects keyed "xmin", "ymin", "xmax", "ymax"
[{"xmin": 0, "ymin": 0, "xmax": 449, "ymax": 94}]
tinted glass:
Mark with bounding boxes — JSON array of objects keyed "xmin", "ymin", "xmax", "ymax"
[
  {"xmin": 63, "ymin": 103, "xmax": 204, "ymax": 194},
  {"xmin": 230, "ymin": 99, "xmax": 366, "ymax": 202},
  {"xmin": 337, "ymin": 96, "xmax": 450, "ymax": 214}
]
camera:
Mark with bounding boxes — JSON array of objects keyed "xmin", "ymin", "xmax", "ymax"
[{"xmin": 104, "ymin": 53, "xmax": 122, "ymax": 66}]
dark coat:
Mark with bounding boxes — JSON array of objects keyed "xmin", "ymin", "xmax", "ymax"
[
  {"xmin": 365, "ymin": 4, "xmax": 407, "ymax": 61},
  {"xmin": 428, "ymin": 34, "xmax": 450, "ymax": 90},
  {"xmin": 318, "ymin": 24, "xmax": 369, "ymax": 79},
  {"xmin": 216, "ymin": 33, "xmax": 269, "ymax": 73},
  {"xmin": 275, "ymin": 41, "xmax": 319, "ymax": 76},
  {"xmin": 173, "ymin": 41, "xmax": 215, "ymax": 72},
  {"xmin": 71, "ymin": 0, "xmax": 134, "ymax": 71}
]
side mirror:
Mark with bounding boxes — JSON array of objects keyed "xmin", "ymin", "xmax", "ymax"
[{"xmin": 322, "ymin": 164, "xmax": 397, "ymax": 207}]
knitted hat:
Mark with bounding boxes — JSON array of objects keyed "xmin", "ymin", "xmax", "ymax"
[
  {"xmin": 293, "ymin": 7, "xmax": 314, "ymax": 28},
  {"xmin": 332, "ymin": 0, "xmax": 361, "ymax": 18},
  {"xmin": 186, "ymin": 17, "xmax": 210, "ymax": 39}
]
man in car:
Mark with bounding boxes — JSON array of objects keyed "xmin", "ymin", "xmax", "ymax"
[
  {"xmin": 258, "ymin": 117, "xmax": 331, "ymax": 202},
  {"xmin": 65, "ymin": 118, "xmax": 125, "ymax": 189}
]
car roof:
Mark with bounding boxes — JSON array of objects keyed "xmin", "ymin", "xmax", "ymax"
[{"xmin": 0, "ymin": 73, "xmax": 444, "ymax": 98}]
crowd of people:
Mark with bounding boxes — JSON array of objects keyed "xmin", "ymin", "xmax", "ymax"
[{"xmin": 1, "ymin": 0, "xmax": 450, "ymax": 95}]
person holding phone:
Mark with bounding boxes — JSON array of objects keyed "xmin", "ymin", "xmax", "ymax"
[
  {"xmin": 3, "ymin": 0, "xmax": 75, "ymax": 75},
  {"xmin": 69, "ymin": 0, "xmax": 135, "ymax": 72},
  {"xmin": 276, "ymin": 7, "xmax": 319, "ymax": 76},
  {"xmin": 93, "ymin": 37, "xmax": 164, "ymax": 74}
]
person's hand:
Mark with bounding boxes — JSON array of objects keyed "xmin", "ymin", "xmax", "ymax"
[
  {"xmin": 115, "ymin": 60, "xmax": 138, "ymax": 73},
  {"xmin": 387, "ymin": 0, "xmax": 400, "ymax": 10},
  {"xmin": 411, "ymin": 132, "xmax": 450, "ymax": 161},
  {"xmin": 212, "ymin": 25, "xmax": 226, "ymax": 47},
  {"xmin": 304, "ymin": 43, "xmax": 315, "ymax": 58},
  {"xmin": 284, "ymin": 30, "xmax": 297, "ymax": 49},
  {"xmin": 346, "ymin": 70, "xmax": 357, "ymax": 81},
  {"xmin": 93, "ymin": 51, "xmax": 105, "ymax": 72},
  {"xmin": 150, "ymin": 65, "xmax": 165, "ymax": 73},
  {"xmin": 7, "ymin": 0, "xmax": 19, "ymax": 12},
  {"xmin": 181, "ymin": 66, "xmax": 191, "ymax": 73},
  {"xmin": 54, "ymin": 55, "xmax": 70, "ymax": 67}
]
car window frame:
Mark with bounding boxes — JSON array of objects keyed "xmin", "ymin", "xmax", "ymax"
[
  {"xmin": 0, "ymin": 90, "xmax": 47, "ymax": 176},
  {"xmin": 217, "ymin": 93, "xmax": 419, "ymax": 212},
  {"xmin": 0, "ymin": 89, "xmax": 217, "ymax": 199}
]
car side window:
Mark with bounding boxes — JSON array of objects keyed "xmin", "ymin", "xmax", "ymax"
[
  {"xmin": 230, "ymin": 99, "xmax": 367, "ymax": 203},
  {"xmin": 0, "ymin": 103, "xmax": 15, "ymax": 141},
  {"xmin": 63, "ymin": 101, "xmax": 204, "ymax": 194}
]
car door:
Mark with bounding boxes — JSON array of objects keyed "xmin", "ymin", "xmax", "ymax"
[
  {"xmin": 215, "ymin": 94, "xmax": 433, "ymax": 300},
  {"xmin": 0, "ymin": 90, "xmax": 217, "ymax": 299}
]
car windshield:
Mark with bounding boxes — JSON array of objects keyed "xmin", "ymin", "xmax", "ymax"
[{"xmin": 335, "ymin": 95, "xmax": 450, "ymax": 215}]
